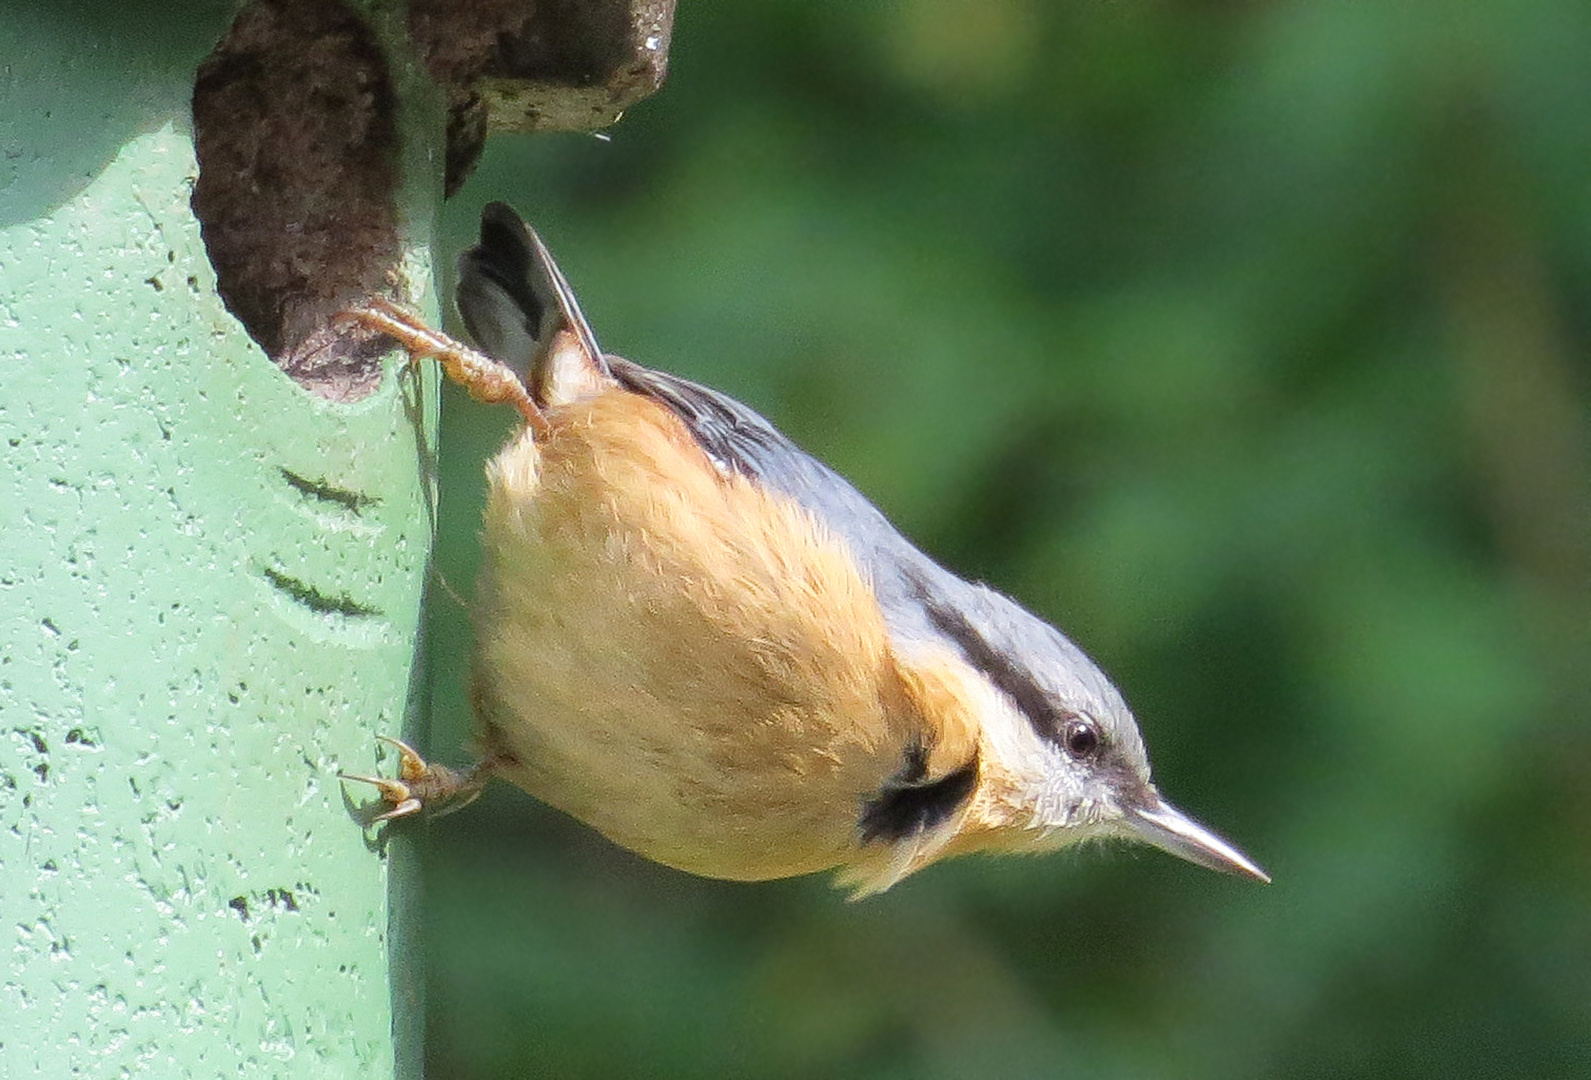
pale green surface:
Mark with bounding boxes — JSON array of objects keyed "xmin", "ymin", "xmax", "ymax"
[{"xmin": 0, "ymin": 8, "xmax": 441, "ymax": 1078}]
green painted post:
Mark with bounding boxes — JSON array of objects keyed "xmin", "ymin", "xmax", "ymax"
[
  {"xmin": 1, "ymin": 2, "xmax": 674, "ymax": 1074},
  {"xmin": 0, "ymin": 3, "xmax": 444, "ymax": 1076}
]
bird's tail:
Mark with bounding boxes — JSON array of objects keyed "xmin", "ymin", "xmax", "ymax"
[{"xmin": 454, "ymin": 201, "xmax": 612, "ymax": 408}]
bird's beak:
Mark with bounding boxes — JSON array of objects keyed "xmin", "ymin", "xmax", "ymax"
[{"xmin": 1126, "ymin": 794, "xmax": 1271, "ymax": 884}]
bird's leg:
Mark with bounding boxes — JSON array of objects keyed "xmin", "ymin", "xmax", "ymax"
[
  {"xmin": 339, "ymin": 736, "xmax": 494, "ymax": 823},
  {"xmin": 340, "ymin": 297, "xmax": 550, "ymax": 439}
]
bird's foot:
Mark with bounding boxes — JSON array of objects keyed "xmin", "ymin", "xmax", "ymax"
[
  {"xmin": 339, "ymin": 298, "xmax": 549, "ymax": 436},
  {"xmin": 339, "ymin": 736, "xmax": 491, "ymax": 823}
]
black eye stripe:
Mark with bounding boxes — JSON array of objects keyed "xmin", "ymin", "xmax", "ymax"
[{"xmin": 912, "ymin": 581, "xmax": 1086, "ymax": 750}]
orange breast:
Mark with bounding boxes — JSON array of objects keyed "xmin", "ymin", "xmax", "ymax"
[{"xmin": 470, "ymin": 389, "xmax": 924, "ymax": 881}]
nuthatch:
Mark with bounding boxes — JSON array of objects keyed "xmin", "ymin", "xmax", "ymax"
[{"xmin": 341, "ymin": 203, "xmax": 1269, "ymax": 897}]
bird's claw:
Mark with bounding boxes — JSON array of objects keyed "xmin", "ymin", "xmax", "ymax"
[{"xmin": 339, "ymin": 736, "xmax": 489, "ymax": 823}]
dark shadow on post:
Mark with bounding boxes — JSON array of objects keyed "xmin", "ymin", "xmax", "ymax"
[{"xmin": 191, "ymin": 0, "xmax": 400, "ymax": 402}]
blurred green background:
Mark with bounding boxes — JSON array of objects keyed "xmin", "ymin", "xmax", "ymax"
[{"xmin": 420, "ymin": 2, "xmax": 1591, "ymax": 1077}]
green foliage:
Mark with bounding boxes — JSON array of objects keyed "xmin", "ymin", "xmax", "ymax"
[{"xmin": 423, "ymin": 2, "xmax": 1591, "ymax": 1076}]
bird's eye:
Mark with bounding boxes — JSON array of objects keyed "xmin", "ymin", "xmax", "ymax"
[{"xmin": 1062, "ymin": 718, "xmax": 1101, "ymax": 760}]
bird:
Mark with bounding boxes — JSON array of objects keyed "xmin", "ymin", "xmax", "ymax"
[{"xmin": 339, "ymin": 202, "xmax": 1269, "ymax": 898}]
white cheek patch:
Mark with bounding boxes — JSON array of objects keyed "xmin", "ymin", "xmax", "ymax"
[
  {"xmin": 964, "ymin": 674, "xmax": 1127, "ymax": 841},
  {"xmin": 966, "ymin": 677, "xmax": 1064, "ymax": 811}
]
